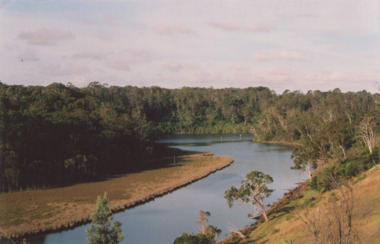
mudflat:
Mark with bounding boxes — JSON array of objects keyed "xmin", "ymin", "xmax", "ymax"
[{"xmin": 0, "ymin": 152, "xmax": 233, "ymax": 239}]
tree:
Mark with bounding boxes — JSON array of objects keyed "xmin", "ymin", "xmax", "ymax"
[
  {"xmin": 173, "ymin": 210, "xmax": 221, "ymax": 244},
  {"xmin": 196, "ymin": 210, "xmax": 221, "ymax": 242},
  {"xmin": 196, "ymin": 210, "xmax": 210, "ymax": 235},
  {"xmin": 87, "ymin": 192, "xmax": 123, "ymax": 244},
  {"xmin": 173, "ymin": 233, "xmax": 210, "ymax": 244},
  {"xmin": 225, "ymin": 171, "xmax": 273, "ymax": 222},
  {"xmin": 357, "ymin": 116, "xmax": 376, "ymax": 154},
  {"xmin": 291, "ymin": 139, "xmax": 319, "ymax": 180}
]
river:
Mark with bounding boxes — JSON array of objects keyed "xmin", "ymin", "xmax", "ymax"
[{"xmin": 29, "ymin": 134, "xmax": 306, "ymax": 244}]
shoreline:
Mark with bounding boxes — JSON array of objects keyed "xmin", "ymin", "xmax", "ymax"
[
  {"xmin": 1, "ymin": 153, "xmax": 234, "ymax": 240},
  {"xmin": 218, "ymin": 164, "xmax": 380, "ymax": 243},
  {"xmin": 3, "ymin": 138, "xmax": 298, "ymax": 241},
  {"xmin": 217, "ymin": 138, "xmax": 304, "ymax": 244},
  {"xmin": 252, "ymin": 139, "xmax": 301, "ymax": 147},
  {"xmin": 217, "ymin": 180, "xmax": 309, "ymax": 244}
]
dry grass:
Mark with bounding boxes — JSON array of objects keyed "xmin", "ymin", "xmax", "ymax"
[
  {"xmin": 219, "ymin": 164, "xmax": 380, "ymax": 244},
  {"xmin": 0, "ymin": 152, "xmax": 233, "ymax": 239}
]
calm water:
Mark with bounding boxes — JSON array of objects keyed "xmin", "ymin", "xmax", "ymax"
[{"xmin": 28, "ymin": 134, "xmax": 305, "ymax": 244}]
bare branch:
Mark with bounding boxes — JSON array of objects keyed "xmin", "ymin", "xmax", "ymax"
[{"xmin": 227, "ymin": 222, "xmax": 246, "ymax": 239}]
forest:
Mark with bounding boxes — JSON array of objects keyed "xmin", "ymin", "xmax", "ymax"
[{"xmin": 0, "ymin": 82, "xmax": 379, "ymax": 192}]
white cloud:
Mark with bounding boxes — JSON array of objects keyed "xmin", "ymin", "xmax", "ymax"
[
  {"xmin": 162, "ymin": 62, "xmax": 184, "ymax": 72},
  {"xmin": 208, "ymin": 22, "xmax": 274, "ymax": 33},
  {"xmin": 96, "ymin": 33, "xmax": 113, "ymax": 42},
  {"xmin": 208, "ymin": 22, "xmax": 240, "ymax": 32},
  {"xmin": 72, "ymin": 52, "xmax": 106, "ymax": 60},
  {"xmin": 154, "ymin": 25, "xmax": 196, "ymax": 35},
  {"xmin": 44, "ymin": 64, "xmax": 91, "ymax": 76},
  {"xmin": 162, "ymin": 62, "xmax": 199, "ymax": 72},
  {"xmin": 103, "ymin": 13, "xmax": 120, "ymax": 25},
  {"xmin": 228, "ymin": 64, "xmax": 247, "ymax": 72},
  {"xmin": 18, "ymin": 28, "xmax": 74, "ymax": 46},
  {"xmin": 18, "ymin": 50, "xmax": 39, "ymax": 62},
  {"xmin": 247, "ymin": 24, "xmax": 274, "ymax": 33},
  {"xmin": 106, "ymin": 58, "xmax": 131, "ymax": 71},
  {"xmin": 0, "ymin": 0, "xmax": 378, "ymax": 93},
  {"xmin": 252, "ymin": 50, "xmax": 308, "ymax": 62},
  {"xmin": 106, "ymin": 51, "xmax": 154, "ymax": 71}
]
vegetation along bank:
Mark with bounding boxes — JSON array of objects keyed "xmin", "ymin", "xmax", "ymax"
[
  {"xmin": 1, "ymin": 82, "xmax": 379, "ymax": 243},
  {"xmin": 0, "ymin": 151, "xmax": 233, "ymax": 239}
]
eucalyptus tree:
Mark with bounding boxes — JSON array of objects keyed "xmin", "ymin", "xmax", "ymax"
[
  {"xmin": 357, "ymin": 116, "xmax": 376, "ymax": 154},
  {"xmin": 173, "ymin": 210, "xmax": 221, "ymax": 244},
  {"xmin": 225, "ymin": 171, "xmax": 273, "ymax": 222},
  {"xmin": 291, "ymin": 140, "xmax": 319, "ymax": 180},
  {"xmin": 196, "ymin": 210, "xmax": 221, "ymax": 242}
]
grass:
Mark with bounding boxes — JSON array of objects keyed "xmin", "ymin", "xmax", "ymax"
[
  {"xmin": 0, "ymin": 150, "xmax": 233, "ymax": 239},
  {"xmin": 219, "ymin": 164, "xmax": 380, "ymax": 244}
]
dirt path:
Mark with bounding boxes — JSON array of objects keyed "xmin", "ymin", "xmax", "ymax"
[{"xmin": 0, "ymin": 152, "xmax": 233, "ymax": 240}]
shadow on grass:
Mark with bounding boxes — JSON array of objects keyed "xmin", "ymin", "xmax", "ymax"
[
  {"xmin": 107, "ymin": 146, "xmax": 203, "ymax": 177},
  {"xmin": 15, "ymin": 145, "xmax": 205, "ymax": 192},
  {"xmin": 277, "ymin": 205, "xmax": 295, "ymax": 214}
]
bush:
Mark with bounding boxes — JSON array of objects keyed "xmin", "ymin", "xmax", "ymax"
[
  {"xmin": 173, "ymin": 233, "xmax": 211, "ymax": 244},
  {"xmin": 344, "ymin": 147, "xmax": 379, "ymax": 176},
  {"xmin": 345, "ymin": 161, "xmax": 359, "ymax": 177},
  {"xmin": 309, "ymin": 165, "xmax": 343, "ymax": 192},
  {"xmin": 310, "ymin": 147, "xmax": 379, "ymax": 191}
]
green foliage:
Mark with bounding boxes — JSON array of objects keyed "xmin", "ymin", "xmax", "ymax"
[
  {"xmin": 225, "ymin": 170, "xmax": 273, "ymax": 221},
  {"xmin": 225, "ymin": 171, "xmax": 273, "ymax": 207},
  {"xmin": 303, "ymin": 196, "xmax": 317, "ymax": 207},
  {"xmin": 173, "ymin": 233, "xmax": 211, "ymax": 244},
  {"xmin": 353, "ymin": 173, "xmax": 366, "ymax": 184},
  {"xmin": 204, "ymin": 225, "xmax": 221, "ymax": 242},
  {"xmin": 309, "ymin": 175, "xmax": 319, "ymax": 190},
  {"xmin": 173, "ymin": 210, "xmax": 221, "ymax": 244},
  {"xmin": 0, "ymin": 83, "xmax": 156, "ymax": 191},
  {"xmin": 309, "ymin": 165, "xmax": 343, "ymax": 192},
  {"xmin": 344, "ymin": 147, "xmax": 379, "ymax": 176},
  {"xmin": 196, "ymin": 210, "xmax": 221, "ymax": 243},
  {"xmin": 173, "ymin": 228, "xmax": 220, "ymax": 244},
  {"xmin": 86, "ymin": 192, "xmax": 124, "ymax": 244},
  {"xmin": 310, "ymin": 147, "xmax": 379, "ymax": 191},
  {"xmin": 0, "ymin": 82, "xmax": 378, "ymax": 192}
]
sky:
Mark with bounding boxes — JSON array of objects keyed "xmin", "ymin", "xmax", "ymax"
[{"xmin": 0, "ymin": 0, "xmax": 379, "ymax": 93}]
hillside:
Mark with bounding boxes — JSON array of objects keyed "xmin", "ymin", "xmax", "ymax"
[{"xmin": 219, "ymin": 164, "xmax": 380, "ymax": 244}]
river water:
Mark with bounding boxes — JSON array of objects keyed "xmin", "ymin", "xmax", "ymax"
[{"xmin": 28, "ymin": 134, "xmax": 305, "ymax": 244}]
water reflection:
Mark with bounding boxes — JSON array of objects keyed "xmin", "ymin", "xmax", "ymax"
[{"xmin": 29, "ymin": 134, "xmax": 305, "ymax": 244}]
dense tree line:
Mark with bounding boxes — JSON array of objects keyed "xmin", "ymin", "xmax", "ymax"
[
  {"xmin": 252, "ymin": 88, "xmax": 379, "ymax": 188},
  {"xmin": 0, "ymin": 82, "xmax": 157, "ymax": 191},
  {"xmin": 0, "ymin": 82, "xmax": 379, "ymax": 192}
]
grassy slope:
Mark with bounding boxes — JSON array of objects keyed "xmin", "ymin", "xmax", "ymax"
[
  {"xmin": 219, "ymin": 165, "xmax": 380, "ymax": 244},
  {"xmin": 0, "ymin": 152, "xmax": 233, "ymax": 239}
]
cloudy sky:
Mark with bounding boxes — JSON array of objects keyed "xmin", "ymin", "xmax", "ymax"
[{"xmin": 0, "ymin": 0, "xmax": 379, "ymax": 93}]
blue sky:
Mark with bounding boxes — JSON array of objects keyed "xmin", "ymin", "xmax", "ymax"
[{"xmin": 0, "ymin": 0, "xmax": 379, "ymax": 93}]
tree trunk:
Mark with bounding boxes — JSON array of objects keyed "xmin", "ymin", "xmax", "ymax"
[
  {"xmin": 254, "ymin": 197, "xmax": 269, "ymax": 222},
  {"xmin": 339, "ymin": 144, "xmax": 346, "ymax": 159}
]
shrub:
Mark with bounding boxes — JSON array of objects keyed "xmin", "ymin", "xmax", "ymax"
[
  {"xmin": 173, "ymin": 233, "xmax": 211, "ymax": 244},
  {"xmin": 310, "ymin": 147, "xmax": 379, "ymax": 191}
]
